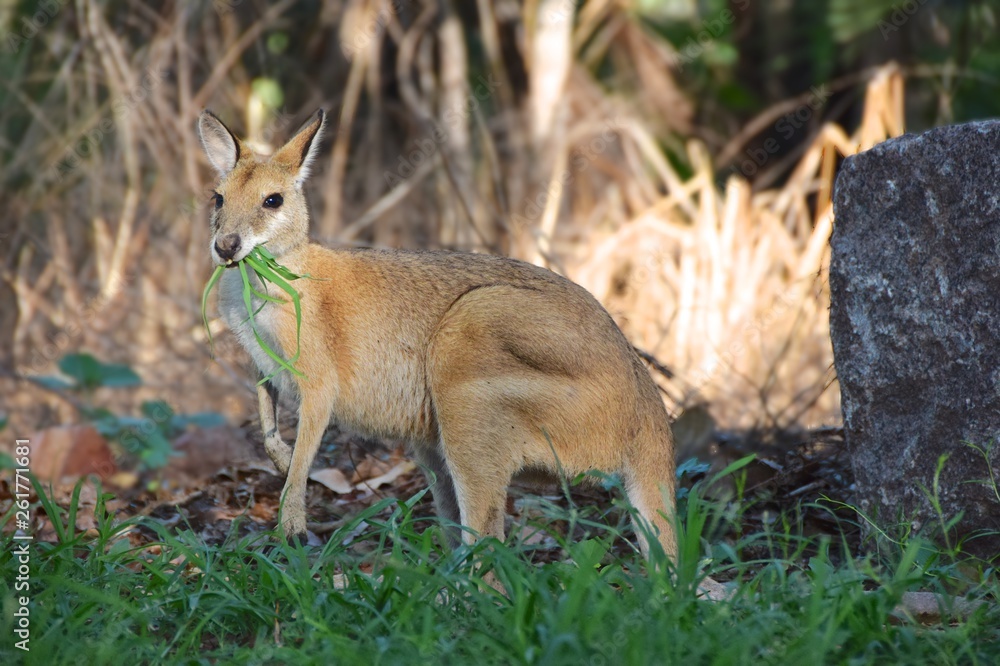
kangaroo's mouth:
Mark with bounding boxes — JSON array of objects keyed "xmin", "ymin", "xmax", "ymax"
[
  {"xmin": 213, "ymin": 233, "xmax": 260, "ymax": 267},
  {"xmin": 216, "ymin": 245, "xmax": 257, "ymax": 267},
  {"xmin": 216, "ymin": 257, "xmax": 244, "ymax": 269},
  {"xmin": 213, "ymin": 237, "xmax": 269, "ymax": 268}
]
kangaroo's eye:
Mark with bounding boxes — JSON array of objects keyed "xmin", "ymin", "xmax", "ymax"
[
  {"xmin": 212, "ymin": 192, "xmax": 223, "ymax": 209},
  {"xmin": 263, "ymin": 193, "xmax": 283, "ymax": 209}
]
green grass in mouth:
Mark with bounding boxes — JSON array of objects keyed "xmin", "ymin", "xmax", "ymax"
[{"xmin": 202, "ymin": 245, "xmax": 307, "ymax": 384}]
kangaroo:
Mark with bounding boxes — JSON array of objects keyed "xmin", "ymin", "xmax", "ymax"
[{"xmin": 198, "ymin": 108, "xmax": 679, "ymax": 569}]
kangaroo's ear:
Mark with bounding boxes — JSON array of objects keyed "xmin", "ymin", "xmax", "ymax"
[
  {"xmin": 198, "ymin": 110, "xmax": 243, "ymax": 176},
  {"xmin": 273, "ymin": 109, "xmax": 326, "ymax": 186}
]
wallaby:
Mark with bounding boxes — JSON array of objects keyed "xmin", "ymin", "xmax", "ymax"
[{"xmin": 198, "ymin": 108, "xmax": 679, "ymax": 569}]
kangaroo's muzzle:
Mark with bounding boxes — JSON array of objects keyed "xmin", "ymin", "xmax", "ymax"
[{"xmin": 215, "ymin": 233, "xmax": 242, "ymax": 263}]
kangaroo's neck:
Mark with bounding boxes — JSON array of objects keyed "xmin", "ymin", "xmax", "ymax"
[{"xmin": 266, "ymin": 233, "xmax": 311, "ymax": 262}]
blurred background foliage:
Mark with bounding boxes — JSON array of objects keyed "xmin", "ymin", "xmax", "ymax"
[{"xmin": 0, "ymin": 0, "xmax": 997, "ymax": 441}]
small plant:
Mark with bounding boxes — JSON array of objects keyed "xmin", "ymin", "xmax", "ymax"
[
  {"xmin": 91, "ymin": 398, "xmax": 224, "ymax": 469},
  {"xmin": 33, "ymin": 353, "xmax": 224, "ymax": 469},
  {"xmin": 675, "ymin": 456, "xmax": 712, "ymax": 501},
  {"xmin": 964, "ymin": 439, "xmax": 1000, "ymax": 506},
  {"xmin": 35, "ymin": 352, "xmax": 142, "ymax": 393},
  {"xmin": 202, "ymin": 245, "xmax": 307, "ymax": 383}
]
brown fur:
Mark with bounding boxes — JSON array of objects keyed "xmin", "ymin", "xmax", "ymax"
[{"xmin": 198, "ymin": 109, "xmax": 678, "ymax": 565}]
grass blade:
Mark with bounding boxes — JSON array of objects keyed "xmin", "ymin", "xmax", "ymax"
[
  {"xmin": 245, "ymin": 252, "xmax": 303, "ymax": 366},
  {"xmin": 201, "ymin": 247, "xmax": 307, "ymax": 383},
  {"xmin": 200, "ymin": 265, "xmax": 225, "ymax": 356}
]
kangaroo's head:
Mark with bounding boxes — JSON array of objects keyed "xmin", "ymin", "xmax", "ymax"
[{"xmin": 197, "ymin": 109, "xmax": 325, "ymax": 265}]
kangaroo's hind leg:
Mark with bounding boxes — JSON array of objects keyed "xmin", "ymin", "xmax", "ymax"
[
  {"xmin": 622, "ymin": 436, "xmax": 678, "ymax": 564},
  {"xmin": 411, "ymin": 444, "xmax": 463, "ymax": 545},
  {"xmin": 432, "ymin": 413, "xmax": 515, "ymax": 546}
]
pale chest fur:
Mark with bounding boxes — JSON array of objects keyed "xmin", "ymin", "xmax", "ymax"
[
  {"xmin": 217, "ymin": 268, "xmax": 300, "ymax": 401},
  {"xmin": 215, "ymin": 259, "xmax": 437, "ymax": 442}
]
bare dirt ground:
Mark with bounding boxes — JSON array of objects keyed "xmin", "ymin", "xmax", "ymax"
[{"xmin": 2, "ymin": 410, "xmax": 857, "ymax": 570}]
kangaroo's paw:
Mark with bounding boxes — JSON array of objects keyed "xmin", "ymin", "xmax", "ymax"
[{"xmin": 264, "ymin": 433, "xmax": 293, "ymax": 476}]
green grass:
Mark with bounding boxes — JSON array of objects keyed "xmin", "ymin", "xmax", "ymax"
[
  {"xmin": 1, "ymin": 476, "xmax": 998, "ymax": 665},
  {"xmin": 202, "ymin": 245, "xmax": 308, "ymax": 384}
]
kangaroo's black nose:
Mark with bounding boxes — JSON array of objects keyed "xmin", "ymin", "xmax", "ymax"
[{"xmin": 215, "ymin": 233, "xmax": 241, "ymax": 262}]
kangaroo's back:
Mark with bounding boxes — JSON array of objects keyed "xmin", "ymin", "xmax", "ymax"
[{"xmin": 237, "ymin": 244, "xmax": 656, "ymax": 442}]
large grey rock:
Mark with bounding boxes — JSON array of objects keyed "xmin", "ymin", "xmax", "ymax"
[{"xmin": 830, "ymin": 121, "xmax": 1000, "ymax": 560}]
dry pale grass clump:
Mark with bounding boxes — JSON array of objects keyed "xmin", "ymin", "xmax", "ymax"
[{"xmin": 568, "ymin": 67, "xmax": 906, "ymax": 428}]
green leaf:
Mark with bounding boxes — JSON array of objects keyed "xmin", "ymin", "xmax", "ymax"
[
  {"xmin": 33, "ymin": 375, "xmax": 76, "ymax": 391},
  {"xmin": 245, "ymin": 250, "xmax": 306, "ymax": 381},
  {"xmin": 256, "ymin": 245, "xmax": 311, "ymax": 280},
  {"xmin": 248, "ymin": 283, "xmax": 286, "ymax": 304},
  {"xmin": 59, "ymin": 353, "xmax": 141, "ymax": 390},
  {"xmin": 828, "ymin": 0, "xmax": 898, "ymax": 42},
  {"xmin": 704, "ymin": 41, "xmax": 738, "ymax": 67},
  {"xmin": 201, "ymin": 247, "xmax": 308, "ymax": 384},
  {"xmin": 112, "ymin": 416, "xmax": 151, "ymax": 431},
  {"xmin": 676, "ymin": 457, "xmax": 712, "ymax": 480},
  {"xmin": 170, "ymin": 411, "xmax": 226, "ymax": 431},
  {"xmin": 255, "ymin": 245, "xmax": 278, "ymax": 261},
  {"xmin": 58, "ymin": 353, "xmax": 102, "ymax": 389},
  {"xmin": 135, "ymin": 429, "xmax": 175, "ymax": 469},
  {"xmin": 84, "ymin": 407, "xmax": 124, "ymax": 439},
  {"xmin": 201, "ymin": 265, "xmax": 225, "ymax": 356},
  {"xmin": 252, "ymin": 328, "xmax": 306, "ymax": 383},
  {"xmin": 251, "ymin": 77, "xmax": 284, "ymax": 109},
  {"xmin": 708, "ymin": 453, "xmax": 756, "ymax": 485},
  {"xmin": 140, "ymin": 399, "xmax": 176, "ymax": 423},
  {"xmin": 808, "ymin": 554, "xmax": 834, "ymax": 581},
  {"xmin": 246, "ymin": 251, "xmax": 303, "ymax": 368},
  {"xmin": 716, "ymin": 82, "xmax": 758, "ymax": 112},
  {"xmin": 107, "ymin": 537, "xmax": 132, "ymax": 557},
  {"xmin": 266, "ymin": 32, "xmax": 289, "ymax": 55},
  {"xmin": 570, "ymin": 538, "xmax": 608, "ymax": 571},
  {"xmin": 238, "ymin": 259, "xmax": 302, "ymax": 383},
  {"xmin": 115, "ymin": 424, "xmax": 175, "ymax": 470},
  {"xmin": 99, "ymin": 364, "xmax": 142, "ymax": 387}
]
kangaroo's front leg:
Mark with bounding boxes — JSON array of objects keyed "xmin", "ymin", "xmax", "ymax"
[
  {"xmin": 280, "ymin": 392, "xmax": 332, "ymax": 541},
  {"xmin": 257, "ymin": 380, "xmax": 293, "ymax": 476}
]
